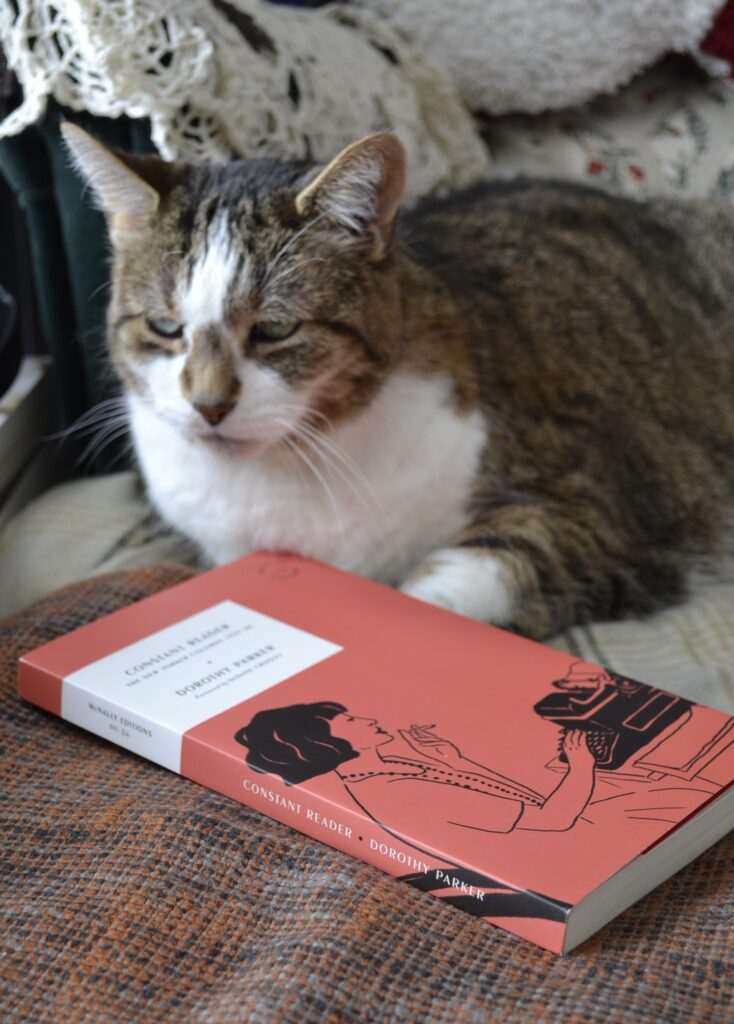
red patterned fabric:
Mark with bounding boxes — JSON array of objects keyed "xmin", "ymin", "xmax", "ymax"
[{"xmin": 701, "ymin": 0, "xmax": 734, "ymax": 75}]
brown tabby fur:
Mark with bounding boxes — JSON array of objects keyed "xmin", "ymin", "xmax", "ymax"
[
  {"xmin": 67, "ymin": 127, "xmax": 734, "ymax": 638},
  {"xmin": 405, "ymin": 183, "xmax": 734, "ymax": 635}
]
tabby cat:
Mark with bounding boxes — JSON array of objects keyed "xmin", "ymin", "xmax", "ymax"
[{"xmin": 62, "ymin": 123, "xmax": 734, "ymax": 639}]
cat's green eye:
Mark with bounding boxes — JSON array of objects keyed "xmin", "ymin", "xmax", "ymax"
[
  {"xmin": 251, "ymin": 320, "xmax": 301, "ymax": 343},
  {"xmin": 147, "ymin": 317, "xmax": 184, "ymax": 339}
]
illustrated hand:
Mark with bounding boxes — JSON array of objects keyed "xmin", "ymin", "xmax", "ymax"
[
  {"xmin": 562, "ymin": 728, "xmax": 596, "ymax": 769},
  {"xmin": 398, "ymin": 724, "xmax": 463, "ymax": 765}
]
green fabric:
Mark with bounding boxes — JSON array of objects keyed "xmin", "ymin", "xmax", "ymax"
[
  {"xmin": 0, "ymin": 117, "xmax": 81, "ymax": 425},
  {"xmin": 0, "ymin": 102, "xmax": 154, "ymax": 471}
]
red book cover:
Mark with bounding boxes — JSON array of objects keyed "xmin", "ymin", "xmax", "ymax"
[{"xmin": 17, "ymin": 553, "xmax": 734, "ymax": 953}]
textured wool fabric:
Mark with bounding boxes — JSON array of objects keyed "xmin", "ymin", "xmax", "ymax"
[{"xmin": 1, "ymin": 567, "xmax": 733, "ymax": 1022}]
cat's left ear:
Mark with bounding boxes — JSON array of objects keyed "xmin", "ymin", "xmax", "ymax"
[
  {"xmin": 60, "ymin": 122, "xmax": 169, "ymax": 243},
  {"xmin": 295, "ymin": 133, "xmax": 406, "ymax": 261}
]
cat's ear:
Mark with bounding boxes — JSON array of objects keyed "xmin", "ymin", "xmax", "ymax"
[
  {"xmin": 60, "ymin": 122, "xmax": 166, "ymax": 243},
  {"xmin": 294, "ymin": 133, "xmax": 406, "ymax": 261}
]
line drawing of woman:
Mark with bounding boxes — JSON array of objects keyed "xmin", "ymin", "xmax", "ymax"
[
  {"xmin": 234, "ymin": 701, "xmax": 599, "ymax": 841},
  {"xmin": 234, "ymin": 699, "xmax": 722, "ymax": 854},
  {"xmin": 233, "ymin": 697, "xmax": 729, "ymax": 925}
]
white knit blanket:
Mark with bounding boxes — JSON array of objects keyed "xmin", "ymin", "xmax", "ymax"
[
  {"xmin": 0, "ymin": 0, "xmax": 488, "ymax": 199},
  {"xmin": 356, "ymin": 0, "xmax": 724, "ymax": 114}
]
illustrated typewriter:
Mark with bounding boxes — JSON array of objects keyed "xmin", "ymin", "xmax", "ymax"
[{"xmin": 533, "ymin": 662, "xmax": 693, "ymax": 771}]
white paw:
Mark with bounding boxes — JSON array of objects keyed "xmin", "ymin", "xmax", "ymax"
[{"xmin": 399, "ymin": 547, "xmax": 516, "ymax": 624}]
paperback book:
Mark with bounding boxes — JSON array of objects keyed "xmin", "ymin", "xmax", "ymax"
[{"xmin": 17, "ymin": 553, "xmax": 734, "ymax": 953}]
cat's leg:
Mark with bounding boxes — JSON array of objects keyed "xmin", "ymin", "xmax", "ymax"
[
  {"xmin": 400, "ymin": 547, "xmax": 518, "ymax": 625},
  {"xmin": 399, "ymin": 503, "xmax": 586, "ymax": 638}
]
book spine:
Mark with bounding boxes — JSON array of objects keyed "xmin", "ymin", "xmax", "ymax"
[
  {"xmin": 17, "ymin": 656, "xmax": 62, "ymax": 716},
  {"xmin": 16, "ymin": 662, "xmax": 440, "ymax": 884},
  {"xmin": 180, "ymin": 733, "xmax": 570, "ymax": 954},
  {"xmin": 18, "ymin": 662, "xmax": 569, "ymax": 953},
  {"xmin": 181, "ymin": 732, "xmax": 441, "ymax": 883}
]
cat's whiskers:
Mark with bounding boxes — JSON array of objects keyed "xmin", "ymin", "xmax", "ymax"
[
  {"xmin": 103, "ymin": 441, "xmax": 136, "ymax": 470},
  {"xmin": 285, "ymin": 418, "xmax": 410, "ymax": 573},
  {"xmin": 86, "ymin": 428, "xmax": 137, "ymax": 470},
  {"xmin": 44, "ymin": 398, "xmax": 130, "ymax": 443},
  {"xmin": 264, "ymin": 255, "xmax": 329, "ymax": 293},
  {"xmin": 88, "ymin": 279, "xmax": 113, "ymax": 301},
  {"xmin": 44, "ymin": 395, "xmax": 127, "ymax": 436},
  {"xmin": 267, "ymin": 400, "xmax": 383, "ymax": 515},
  {"xmin": 162, "ymin": 249, "xmax": 185, "ymax": 267},
  {"xmin": 277, "ymin": 426, "xmax": 345, "ymax": 534},
  {"xmin": 292, "ymin": 419, "xmax": 383, "ymax": 519},
  {"xmin": 44, "ymin": 397, "xmax": 133, "ymax": 468},
  {"xmin": 264, "ymin": 214, "xmax": 327, "ymax": 283},
  {"xmin": 115, "ymin": 273, "xmax": 162, "ymax": 293},
  {"xmin": 78, "ymin": 421, "xmax": 134, "ymax": 467}
]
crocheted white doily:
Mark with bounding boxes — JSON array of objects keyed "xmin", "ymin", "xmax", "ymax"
[{"xmin": 0, "ymin": 0, "xmax": 488, "ymax": 199}]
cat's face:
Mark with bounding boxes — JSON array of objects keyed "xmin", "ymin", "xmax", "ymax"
[{"xmin": 62, "ymin": 126, "xmax": 406, "ymax": 454}]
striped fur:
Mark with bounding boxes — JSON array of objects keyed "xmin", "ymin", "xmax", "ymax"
[{"xmin": 64, "ymin": 126, "xmax": 734, "ymax": 638}]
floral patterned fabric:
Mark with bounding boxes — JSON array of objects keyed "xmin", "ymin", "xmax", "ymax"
[{"xmin": 485, "ymin": 59, "xmax": 734, "ymax": 200}]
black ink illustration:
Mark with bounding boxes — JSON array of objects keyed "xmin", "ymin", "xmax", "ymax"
[
  {"xmin": 235, "ymin": 701, "xmax": 581, "ymax": 923},
  {"xmin": 534, "ymin": 662, "xmax": 693, "ymax": 770},
  {"xmin": 234, "ymin": 663, "xmax": 732, "ymax": 924},
  {"xmin": 235, "ymin": 701, "xmax": 599, "ymax": 834}
]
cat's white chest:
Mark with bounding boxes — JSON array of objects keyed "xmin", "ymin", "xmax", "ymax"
[{"xmin": 130, "ymin": 371, "xmax": 487, "ymax": 582}]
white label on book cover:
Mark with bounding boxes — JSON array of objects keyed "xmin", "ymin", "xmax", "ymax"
[{"xmin": 61, "ymin": 600, "xmax": 342, "ymax": 771}]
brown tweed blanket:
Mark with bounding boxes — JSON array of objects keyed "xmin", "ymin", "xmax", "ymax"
[{"xmin": 1, "ymin": 567, "xmax": 732, "ymax": 1023}]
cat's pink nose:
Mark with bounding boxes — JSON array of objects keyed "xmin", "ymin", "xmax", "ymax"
[{"xmin": 193, "ymin": 401, "xmax": 235, "ymax": 426}]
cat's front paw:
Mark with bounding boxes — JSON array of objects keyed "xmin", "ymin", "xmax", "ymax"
[{"xmin": 399, "ymin": 547, "xmax": 516, "ymax": 625}]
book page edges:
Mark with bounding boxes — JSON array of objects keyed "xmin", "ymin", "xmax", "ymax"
[{"xmin": 564, "ymin": 783, "xmax": 734, "ymax": 953}]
